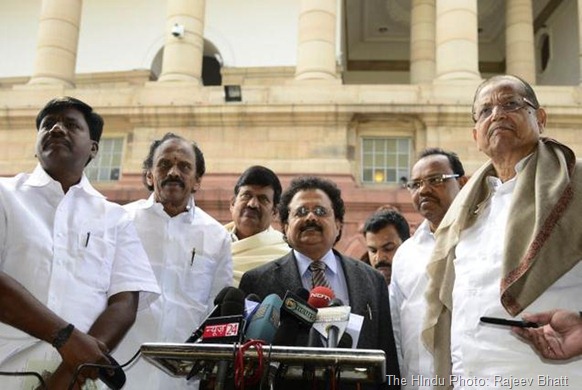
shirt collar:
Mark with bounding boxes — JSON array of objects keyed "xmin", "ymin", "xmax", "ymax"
[
  {"xmin": 142, "ymin": 193, "xmax": 196, "ymax": 221},
  {"xmin": 25, "ymin": 164, "xmax": 104, "ymax": 198},
  {"xmin": 294, "ymin": 248, "xmax": 338, "ymax": 278}
]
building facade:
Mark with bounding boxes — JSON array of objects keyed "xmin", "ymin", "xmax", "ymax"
[{"xmin": 1, "ymin": 0, "xmax": 581, "ymax": 256}]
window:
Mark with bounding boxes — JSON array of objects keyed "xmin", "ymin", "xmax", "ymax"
[
  {"xmin": 85, "ymin": 138, "xmax": 124, "ymax": 181},
  {"xmin": 361, "ymin": 138, "xmax": 411, "ymax": 184}
]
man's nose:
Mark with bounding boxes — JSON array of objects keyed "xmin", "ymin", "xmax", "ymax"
[
  {"xmin": 167, "ymin": 164, "xmax": 180, "ymax": 177},
  {"xmin": 48, "ymin": 122, "xmax": 66, "ymax": 135},
  {"xmin": 247, "ymin": 196, "xmax": 259, "ymax": 208}
]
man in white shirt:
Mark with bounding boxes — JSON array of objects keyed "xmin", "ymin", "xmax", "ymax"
[
  {"xmin": 424, "ymin": 75, "xmax": 582, "ymax": 389},
  {"xmin": 0, "ymin": 96, "xmax": 160, "ymax": 389},
  {"xmin": 115, "ymin": 133, "xmax": 233, "ymax": 389},
  {"xmin": 224, "ymin": 165, "xmax": 289, "ymax": 286},
  {"xmin": 389, "ymin": 149, "xmax": 466, "ymax": 390}
]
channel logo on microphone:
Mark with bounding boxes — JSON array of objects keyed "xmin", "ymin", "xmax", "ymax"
[{"xmin": 282, "ymin": 291, "xmax": 317, "ymax": 325}]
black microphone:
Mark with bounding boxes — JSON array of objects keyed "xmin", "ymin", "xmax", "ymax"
[
  {"xmin": 185, "ymin": 286, "xmax": 240, "ymax": 343},
  {"xmin": 272, "ymin": 288, "xmax": 317, "ymax": 346}
]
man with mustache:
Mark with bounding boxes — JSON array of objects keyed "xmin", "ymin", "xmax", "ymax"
[
  {"xmin": 240, "ymin": 176, "xmax": 401, "ymax": 389},
  {"xmin": 115, "ymin": 133, "xmax": 232, "ymax": 389},
  {"xmin": 423, "ymin": 75, "xmax": 582, "ymax": 389},
  {"xmin": 0, "ymin": 97, "xmax": 160, "ymax": 389},
  {"xmin": 389, "ymin": 148, "xmax": 466, "ymax": 389},
  {"xmin": 363, "ymin": 209, "xmax": 410, "ymax": 285},
  {"xmin": 225, "ymin": 166, "xmax": 290, "ymax": 286}
]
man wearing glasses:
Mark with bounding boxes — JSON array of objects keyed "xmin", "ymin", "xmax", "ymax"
[
  {"xmin": 240, "ymin": 176, "xmax": 401, "ymax": 389},
  {"xmin": 423, "ymin": 75, "xmax": 582, "ymax": 389},
  {"xmin": 390, "ymin": 148, "xmax": 466, "ymax": 389}
]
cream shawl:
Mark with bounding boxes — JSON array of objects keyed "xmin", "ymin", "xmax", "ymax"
[{"xmin": 422, "ymin": 138, "xmax": 582, "ymax": 388}]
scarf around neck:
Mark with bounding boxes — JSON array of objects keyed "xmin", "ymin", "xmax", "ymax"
[{"xmin": 422, "ymin": 137, "xmax": 582, "ymax": 387}]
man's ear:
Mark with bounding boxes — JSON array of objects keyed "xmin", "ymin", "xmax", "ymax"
[
  {"xmin": 90, "ymin": 141, "xmax": 99, "ymax": 160},
  {"xmin": 536, "ymin": 107, "xmax": 547, "ymax": 132},
  {"xmin": 145, "ymin": 170, "xmax": 154, "ymax": 188},
  {"xmin": 229, "ymin": 196, "xmax": 236, "ymax": 213},
  {"xmin": 458, "ymin": 175, "xmax": 469, "ymax": 188}
]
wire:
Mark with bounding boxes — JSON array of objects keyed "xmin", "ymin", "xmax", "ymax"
[
  {"xmin": 234, "ymin": 339, "xmax": 265, "ymax": 389},
  {"xmin": 67, "ymin": 348, "xmax": 141, "ymax": 390},
  {"xmin": 0, "ymin": 370, "xmax": 46, "ymax": 389}
]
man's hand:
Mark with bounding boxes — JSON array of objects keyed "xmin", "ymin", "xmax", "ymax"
[
  {"xmin": 513, "ymin": 309, "xmax": 582, "ymax": 360},
  {"xmin": 57, "ymin": 328, "xmax": 110, "ymax": 383}
]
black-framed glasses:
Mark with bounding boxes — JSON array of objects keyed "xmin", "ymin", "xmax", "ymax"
[
  {"xmin": 472, "ymin": 97, "xmax": 537, "ymax": 122},
  {"xmin": 291, "ymin": 205, "xmax": 329, "ymax": 218},
  {"xmin": 406, "ymin": 174, "xmax": 460, "ymax": 191}
]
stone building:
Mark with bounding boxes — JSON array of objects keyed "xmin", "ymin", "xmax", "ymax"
[{"xmin": 1, "ymin": 0, "xmax": 581, "ymax": 257}]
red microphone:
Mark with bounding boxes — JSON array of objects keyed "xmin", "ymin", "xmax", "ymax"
[{"xmin": 307, "ymin": 286, "xmax": 335, "ymax": 308}]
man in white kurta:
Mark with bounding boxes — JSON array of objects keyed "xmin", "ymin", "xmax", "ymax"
[
  {"xmin": 114, "ymin": 133, "xmax": 233, "ymax": 389},
  {"xmin": 390, "ymin": 149, "xmax": 466, "ymax": 390},
  {"xmin": 225, "ymin": 166, "xmax": 289, "ymax": 286},
  {"xmin": 0, "ymin": 97, "xmax": 160, "ymax": 389}
]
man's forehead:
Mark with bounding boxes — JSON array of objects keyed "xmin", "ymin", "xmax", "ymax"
[
  {"xmin": 154, "ymin": 138, "xmax": 194, "ymax": 159},
  {"xmin": 476, "ymin": 79, "xmax": 523, "ymax": 103},
  {"xmin": 412, "ymin": 154, "xmax": 452, "ymax": 176}
]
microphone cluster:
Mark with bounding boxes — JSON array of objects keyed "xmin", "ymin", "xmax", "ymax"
[{"xmin": 183, "ymin": 284, "xmax": 360, "ymax": 388}]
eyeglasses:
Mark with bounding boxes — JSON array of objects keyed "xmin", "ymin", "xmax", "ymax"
[
  {"xmin": 406, "ymin": 174, "xmax": 460, "ymax": 191},
  {"xmin": 291, "ymin": 205, "xmax": 330, "ymax": 218},
  {"xmin": 472, "ymin": 97, "xmax": 537, "ymax": 122}
]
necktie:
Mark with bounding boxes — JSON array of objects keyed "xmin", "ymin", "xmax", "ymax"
[{"xmin": 309, "ymin": 261, "xmax": 331, "ymax": 289}]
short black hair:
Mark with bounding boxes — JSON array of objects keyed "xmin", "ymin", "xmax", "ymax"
[
  {"xmin": 363, "ymin": 210, "xmax": 410, "ymax": 242},
  {"xmin": 418, "ymin": 147, "xmax": 465, "ymax": 177},
  {"xmin": 472, "ymin": 74, "xmax": 540, "ymax": 122},
  {"xmin": 36, "ymin": 96, "xmax": 104, "ymax": 143},
  {"xmin": 278, "ymin": 176, "xmax": 345, "ymax": 242},
  {"xmin": 142, "ymin": 132, "xmax": 206, "ymax": 191},
  {"xmin": 234, "ymin": 165, "xmax": 282, "ymax": 206}
]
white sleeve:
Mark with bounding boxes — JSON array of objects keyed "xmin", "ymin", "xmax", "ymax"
[{"xmin": 389, "ymin": 254, "xmax": 406, "ymax": 378}]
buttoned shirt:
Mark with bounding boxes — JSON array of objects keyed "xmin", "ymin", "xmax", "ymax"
[
  {"xmin": 451, "ymin": 173, "xmax": 582, "ymax": 389},
  {"xmin": 0, "ymin": 164, "xmax": 160, "ymax": 388},
  {"xmin": 390, "ymin": 220, "xmax": 434, "ymax": 390},
  {"xmin": 115, "ymin": 194, "xmax": 233, "ymax": 389}
]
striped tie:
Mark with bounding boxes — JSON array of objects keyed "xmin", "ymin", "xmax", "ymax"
[{"xmin": 309, "ymin": 261, "xmax": 331, "ymax": 289}]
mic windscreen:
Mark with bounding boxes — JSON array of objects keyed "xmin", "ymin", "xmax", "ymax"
[
  {"xmin": 220, "ymin": 288, "xmax": 245, "ymax": 316},
  {"xmin": 308, "ymin": 286, "xmax": 335, "ymax": 308},
  {"xmin": 246, "ymin": 293, "xmax": 261, "ymax": 303},
  {"xmin": 214, "ymin": 286, "xmax": 239, "ymax": 306},
  {"xmin": 328, "ymin": 297, "xmax": 343, "ymax": 307},
  {"xmin": 245, "ymin": 294, "xmax": 282, "ymax": 343}
]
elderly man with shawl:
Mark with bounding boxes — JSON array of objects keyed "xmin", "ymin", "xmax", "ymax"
[{"xmin": 422, "ymin": 75, "xmax": 582, "ymax": 389}]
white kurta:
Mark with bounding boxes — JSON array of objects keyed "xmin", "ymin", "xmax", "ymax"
[
  {"xmin": 0, "ymin": 165, "xmax": 160, "ymax": 389},
  {"xmin": 389, "ymin": 220, "xmax": 435, "ymax": 390},
  {"xmin": 451, "ymin": 175, "xmax": 582, "ymax": 390},
  {"xmin": 115, "ymin": 195, "xmax": 233, "ymax": 389}
]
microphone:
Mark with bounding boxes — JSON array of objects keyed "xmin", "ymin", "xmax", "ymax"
[
  {"xmin": 307, "ymin": 286, "xmax": 335, "ymax": 308},
  {"xmin": 272, "ymin": 288, "xmax": 317, "ymax": 346},
  {"xmin": 188, "ymin": 287, "xmax": 246, "ymax": 389},
  {"xmin": 244, "ymin": 293, "xmax": 283, "ymax": 343},
  {"xmin": 243, "ymin": 293, "xmax": 261, "ymax": 331},
  {"xmin": 311, "ymin": 298, "xmax": 351, "ymax": 348},
  {"xmin": 185, "ymin": 286, "xmax": 241, "ymax": 343}
]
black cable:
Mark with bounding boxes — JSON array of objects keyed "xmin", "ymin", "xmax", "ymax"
[
  {"xmin": 68, "ymin": 348, "xmax": 141, "ymax": 390},
  {"xmin": 0, "ymin": 370, "xmax": 47, "ymax": 389}
]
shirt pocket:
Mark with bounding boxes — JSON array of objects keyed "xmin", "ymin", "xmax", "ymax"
[
  {"xmin": 75, "ymin": 231, "xmax": 112, "ymax": 292},
  {"xmin": 180, "ymin": 254, "xmax": 216, "ymax": 305}
]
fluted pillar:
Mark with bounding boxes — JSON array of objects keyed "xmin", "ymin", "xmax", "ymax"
[
  {"xmin": 505, "ymin": 0, "xmax": 535, "ymax": 83},
  {"xmin": 159, "ymin": 0, "xmax": 205, "ymax": 83},
  {"xmin": 295, "ymin": 0, "xmax": 338, "ymax": 80},
  {"xmin": 410, "ymin": 0, "xmax": 436, "ymax": 84},
  {"xmin": 435, "ymin": 0, "xmax": 480, "ymax": 80},
  {"xmin": 28, "ymin": 0, "xmax": 82, "ymax": 87}
]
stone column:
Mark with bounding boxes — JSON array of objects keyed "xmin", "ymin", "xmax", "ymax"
[
  {"xmin": 410, "ymin": 0, "xmax": 436, "ymax": 84},
  {"xmin": 28, "ymin": 0, "xmax": 82, "ymax": 87},
  {"xmin": 505, "ymin": 0, "xmax": 535, "ymax": 83},
  {"xmin": 577, "ymin": 0, "xmax": 582, "ymax": 84},
  {"xmin": 295, "ymin": 0, "xmax": 338, "ymax": 80},
  {"xmin": 435, "ymin": 0, "xmax": 480, "ymax": 80},
  {"xmin": 159, "ymin": 0, "xmax": 205, "ymax": 83}
]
